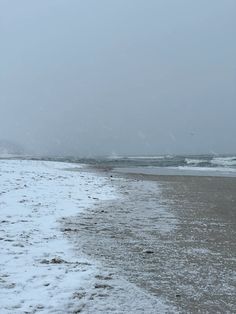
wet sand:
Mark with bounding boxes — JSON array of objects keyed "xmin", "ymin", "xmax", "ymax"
[{"xmin": 64, "ymin": 169, "xmax": 236, "ymax": 313}]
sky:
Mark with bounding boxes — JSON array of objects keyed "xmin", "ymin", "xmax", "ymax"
[{"xmin": 0, "ymin": 0, "xmax": 236, "ymax": 156}]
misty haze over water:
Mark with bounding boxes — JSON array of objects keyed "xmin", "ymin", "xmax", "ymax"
[{"xmin": 1, "ymin": 0, "xmax": 236, "ymax": 156}]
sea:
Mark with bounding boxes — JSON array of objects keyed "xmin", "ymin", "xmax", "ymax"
[
  {"xmin": 53, "ymin": 154, "xmax": 236, "ymax": 177},
  {"xmin": 2, "ymin": 154, "xmax": 236, "ymax": 177}
]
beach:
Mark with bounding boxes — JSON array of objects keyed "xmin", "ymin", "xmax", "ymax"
[
  {"xmin": 0, "ymin": 159, "xmax": 235, "ymax": 313},
  {"xmin": 65, "ymin": 167, "xmax": 236, "ymax": 313},
  {"xmin": 0, "ymin": 160, "xmax": 119, "ymax": 313},
  {"xmin": 0, "ymin": 160, "xmax": 173, "ymax": 313}
]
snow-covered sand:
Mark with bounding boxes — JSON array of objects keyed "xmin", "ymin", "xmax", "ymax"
[
  {"xmin": 0, "ymin": 160, "xmax": 116, "ymax": 313},
  {"xmin": 0, "ymin": 160, "xmax": 172, "ymax": 313}
]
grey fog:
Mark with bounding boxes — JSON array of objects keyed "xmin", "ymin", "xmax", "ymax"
[{"xmin": 0, "ymin": 0, "xmax": 235, "ymax": 156}]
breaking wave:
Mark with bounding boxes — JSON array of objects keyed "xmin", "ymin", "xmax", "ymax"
[
  {"xmin": 211, "ymin": 157, "xmax": 236, "ymax": 167},
  {"xmin": 185, "ymin": 158, "xmax": 207, "ymax": 166}
]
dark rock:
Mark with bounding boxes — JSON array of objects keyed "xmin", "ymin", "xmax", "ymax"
[
  {"xmin": 40, "ymin": 257, "xmax": 67, "ymax": 264},
  {"xmin": 94, "ymin": 283, "xmax": 113, "ymax": 289},
  {"xmin": 50, "ymin": 257, "xmax": 66, "ymax": 264},
  {"xmin": 143, "ymin": 250, "xmax": 154, "ymax": 254},
  {"xmin": 63, "ymin": 228, "xmax": 79, "ymax": 232}
]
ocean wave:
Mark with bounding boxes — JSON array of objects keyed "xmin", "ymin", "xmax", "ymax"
[
  {"xmin": 211, "ymin": 157, "xmax": 236, "ymax": 167},
  {"xmin": 106, "ymin": 155, "xmax": 173, "ymax": 161},
  {"xmin": 185, "ymin": 158, "xmax": 206, "ymax": 165},
  {"xmin": 126, "ymin": 156, "xmax": 170, "ymax": 160}
]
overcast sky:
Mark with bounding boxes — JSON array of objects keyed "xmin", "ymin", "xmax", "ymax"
[{"xmin": 0, "ymin": 0, "xmax": 235, "ymax": 156}]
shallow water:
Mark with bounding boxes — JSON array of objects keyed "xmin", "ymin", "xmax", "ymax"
[{"xmin": 115, "ymin": 166, "xmax": 236, "ymax": 177}]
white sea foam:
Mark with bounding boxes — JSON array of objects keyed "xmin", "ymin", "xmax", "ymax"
[
  {"xmin": 185, "ymin": 158, "xmax": 206, "ymax": 165},
  {"xmin": 211, "ymin": 156, "xmax": 236, "ymax": 167}
]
